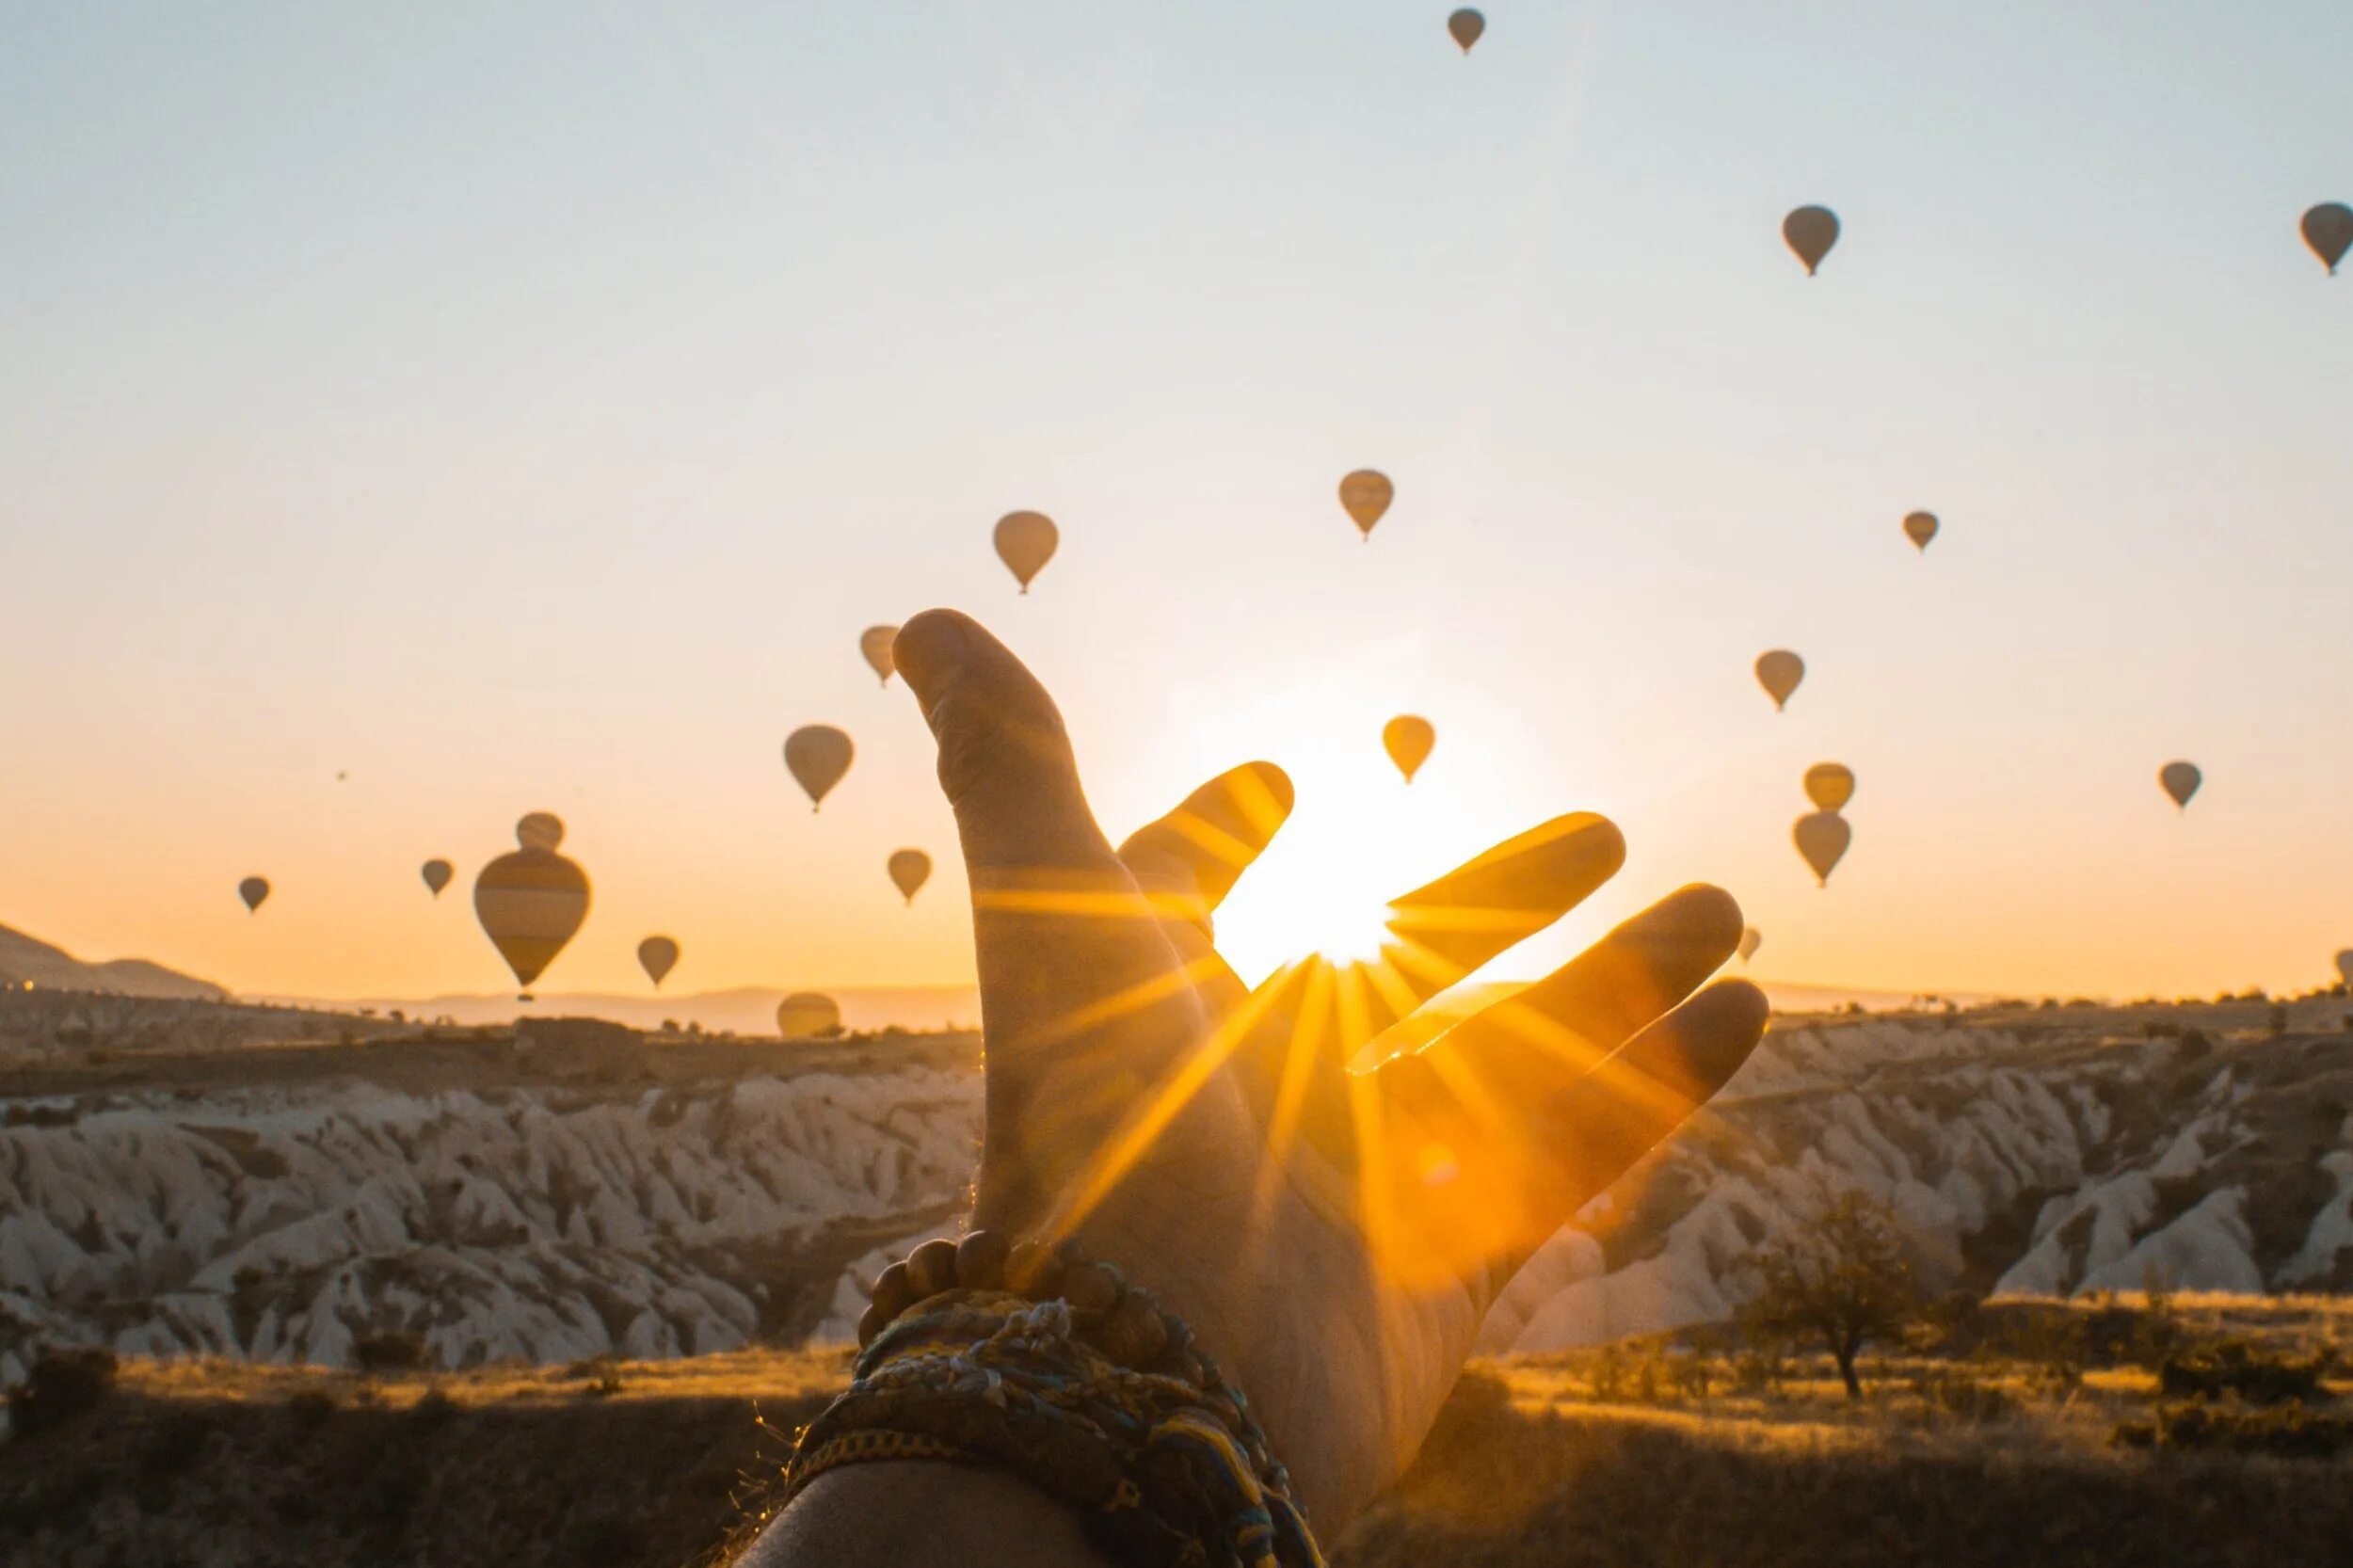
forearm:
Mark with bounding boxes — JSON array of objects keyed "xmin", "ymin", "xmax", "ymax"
[{"xmin": 739, "ymin": 1463, "xmax": 1112, "ymax": 1568}]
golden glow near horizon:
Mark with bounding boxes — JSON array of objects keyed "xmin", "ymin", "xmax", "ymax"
[{"xmin": 5, "ymin": 4, "xmax": 2353, "ymax": 1005}]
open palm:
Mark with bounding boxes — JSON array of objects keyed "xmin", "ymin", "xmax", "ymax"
[{"xmin": 893, "ymin": 610, "xmax": 1768, "ymax": 1531}]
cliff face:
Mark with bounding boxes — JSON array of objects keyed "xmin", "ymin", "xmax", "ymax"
[
  {"xmin": 5, "ymin": 1000, "xmax": 2349, "ymax": 1382},
  {"xmin": 1, "ymin": 1055, "xmax": 978, "ymax": 1384}
]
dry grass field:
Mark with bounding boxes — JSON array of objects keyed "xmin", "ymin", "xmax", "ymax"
[{"xmin": 5, "ymin": 1292, "xmax": 2349, "ymax": 1567}]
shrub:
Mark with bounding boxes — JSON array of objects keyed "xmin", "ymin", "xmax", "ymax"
[
  {"xmin": 2116, "ymin": 1400, "xmax": 2353, "ymax": 1458},
  {"xmin": 1912, "ymin": 1368, "xmax": 2018, "ymax": 1425},
  {"xmin": 352, "ymin": 1330, "xmax": 429, "ymax": 1374},
  {"xmin": 7, "ymin": 1347, "xmax": 119, "ymax": 1436},
  {"xmin": 2158, "ymin": 1341, "xmax": 2329, "ymax": 1406}
]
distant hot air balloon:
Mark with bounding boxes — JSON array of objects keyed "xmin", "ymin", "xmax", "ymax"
[
  {"xmin": 421, "ymin": 859, "xmax": 454, "ymax": 897},
  {"xmin": 473, "ymin": 823, "xmax": 591, "ymax": 998},
  {"xmin": 1794, "ymin": 811, "xmax": 1851, "ymax": 887},
  {"xmin": 638, "ymin": 936, "xmax": 680, "ymax": 989},
  {"xmin": 2159, "ymin": 760, "xmax": 2202, "ymax": 811},
  {"xmin": 1783, "ymin": 205, "xmax": 1839, "ymax": 276},
  {"xmin": 1737, "ymin": 927, "xmax": 1762, "ymax": 964},
  {"xmin": 887, "ymin": 849, "xmax": 932, "ymax": 905},
  {"xmin": 1903, "ymin": 511, "xmax": 1939, "ymax": 552},
  {"xmin": 1383, "ymin": 715, "xmax": 1436, "ymax": 784},
  {"xmin": 1338, "ymin": 470, "xmax": 1394, "ymax": 542},
  {"xmin": 2301, "ymin": 203, "xmax": 2353, "ymax": 275},
  {"xmin": 777, "ymin": 992, "xmax": 843, "ymax": 1039},
  {"xmin": 517, "ymin": 812, "xmax": 565, "ymax": 852},
  {"xmin": 1447, "ymin": 8, "xmax": 1484, "ymax": 52},
  {"xmin": 784, "ymin": 726, "xmax": 854, "ymax": 811},
  {"xmin": 2336, "ymin": 950, "xmax": 2353, "ymax": 989},
  {"xmin": 238, "ymin": 876, "xmax": 270, "ymax": 913},
  {"xmin": 859, "ymin": 625, "xmax": 899, "ymax": 685},
  {"xmin": 1755, "ymin": 650, "xmax": 1805, "ymax": 712},
  {"xmin": 1804, "ymin": 762, "xmax": 1856, "ymax": 813},
  {"xmin": 994, "ymin": 511, "xmax": 1059, "ymax": 593}
]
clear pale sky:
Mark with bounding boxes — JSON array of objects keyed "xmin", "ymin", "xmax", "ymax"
[{"xmin": 4, "ymin": 1, "xmax": 2349, "ymax": 1004}]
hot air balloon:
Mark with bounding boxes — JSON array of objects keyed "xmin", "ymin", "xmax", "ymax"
[
  {"xmin": 638, "ymin": 936, "xmax": 680, "ymax": 989},
  {"xmin": 517, "ymin": 812, "xmax": 565, "ymax": 852},
  {"xmin": 1804, "ymin": 762, "xmax": 1856, "ymax": 812},
  {"xmin": 1903, "ymin": 511, "xmax": 1939, "ymax": 552},
  {"xmin": 1794, "ymin": 811, "xmax": 1850, "ymax": 887},
  {"xmin": 994, "ymin": 511, "xmax": 1058, "ymax": 593},
  {"xmin": 1737, "ymin": 927, "xmax": 1762, "ymax": 964},
  {"xmin": 1383, "ymin": 715, "xmax": 1436, "ymax": 784},
  {"xmin": 421, "ymin": 859, "xmax": 454, "ymax": 897},
  {"xmin": 1338, "ymin": 470, "xmax": 1394, "ymax": 542},
  {"xmin": 784, "ymin": 726, "xmax": 854, "ymax": 811},
  {"xmin": 2302, "ymin": 203, "xmax": 2353, "ymax": 275},
  {"xmin": 2336, "ymin": 950, "xmax": 2353, "ymax": 989},
  {"xmin": 1783, "ymin": 205, "xmax": 1839, "ymax": 276},
  {"xmin": 1755, "ymin": 650, "xmax": 1805, "ymax": 712},
  {"xmin": 473, "ymin": 823, "xmax": 591, "ymax": 998},
  {"xmin": 238, "ymin": 876, "xmax": 270, "ymax": 913},
  {"xmin": 1447, "ymin": 8, "xmax": 1484, "ymax": 52},
  {"xmin": 777, "ymin": 992, "xmax": 843, "ymax": 1039},
  {"xmin": 859, "ymin": 625, "xmax": 899, "ymax": 685},
  {"xmin": 887, "ymin": 849, "xmax": 932, "ymax": 905},
  {"xmin": 2159, "ymin": 761, "xmax": 2201, "ymax": 811}
]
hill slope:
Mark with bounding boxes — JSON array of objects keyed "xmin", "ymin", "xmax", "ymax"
[{"xmin": 0, "ymin": 924, "xmax": 225, "ymax": 1001}]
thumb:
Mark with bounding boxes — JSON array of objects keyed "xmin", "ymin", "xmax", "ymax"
[{"xmin": 893, "ymin": 609, "xmax": 1112, "ymax": 871}]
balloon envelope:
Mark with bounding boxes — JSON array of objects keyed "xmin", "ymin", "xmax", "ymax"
[
  {"xmin": 1794, "ymin": 811, "xmax": 1851, "ymax": 887},
  {"xmin": 2159, "ymin": 760, "xmax": 2201, "ymax": 810},
  {"xmin": 859, "ymin": 625, "xmax": 899, "ymax": 685},
  {"xmin": 2302, "ymin": 202, "xmax": 2353, "ymax": 274},
  {"xmin": 1783, "ymin": 205, "xmax": 1839, "ymax": 275},
  {"xmin": 238, "ymin": 876, "xmax": 269, "ymax": 913},
  {"xmin": 1903, "ymin": 511, "xmax": 1939, "ymax": 552},
  {"xmin": 637, "ymin": 936, "xmax": 680, "ymax": 988},
  {"xmin": 421, "ymin": 859, "xmax": 454, "ymax": 897},
  {"xmin": 777, "ymin": 992, "xmax": 843, "ymax": 1039},
  {"xmin": 1447, "ymin": 8, "xmax": 1484, "ymax": 51},
  {"xmin": 1383, "ymin": 714, "xmax": 1436, "ymax": 783},
  {"xmin": 473, "ymin": 848, "xmax": 590, "ymax": 989},
  {"xmin": 1804, "ymin": 762, "xmax": 1856, "ymax": 813},
  {"xmin": 1338, "ymin": 470, "xmax": 1394, "ymax": 540},
  {"xmin": 2337, "ymin": 950, "xmax": 2353, "ymax": 988},
  {"xmin": 1737, "ymin": 927, "xmax": 1762, "ymax": 964},
  {"xmin": 887, "ymin": 849, "xmax": 932, "ymax": 904},
  {"xmin": 784, "ymin": 726, "xmax": 855, "ymax": 810},
  {"xmin": 516, "ymin": 812, "xmax": 565, "ymax": 852},
  {"xmin": 994, "ymin": 511, "xmax": 1058, "ymax": 592},
  {"xmin": 1755, "ymin": 650, "xmax": 1805, "ymax": 711}
]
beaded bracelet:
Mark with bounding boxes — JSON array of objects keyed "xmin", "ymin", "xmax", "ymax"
[{"xmin": 782, "ymin": 1230, "xmax": 1324, "ymax": 1568}]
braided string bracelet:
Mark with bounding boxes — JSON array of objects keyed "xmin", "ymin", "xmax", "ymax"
[{"xmin": 780, "ymin": 1230, "xmax": 1325, "ymax": 1568}]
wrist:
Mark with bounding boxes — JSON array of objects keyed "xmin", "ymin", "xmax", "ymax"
[{"xmin": 748, "ymin": 1463, "xmax": 1111, "ymax": 1568}]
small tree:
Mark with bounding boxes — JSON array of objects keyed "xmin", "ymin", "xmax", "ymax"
[{"xmin": 1738, "ymin": 1192, "xmax": 1920, "ymax": 1400}]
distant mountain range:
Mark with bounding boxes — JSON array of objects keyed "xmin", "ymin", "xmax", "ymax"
[
  {"xmin": 0, "ymin": 923, "xmax": 226, "ymax": 1000},
  {"xmin": 255, "ymin": 984, "xmax": 984, "ymax": 1037}
]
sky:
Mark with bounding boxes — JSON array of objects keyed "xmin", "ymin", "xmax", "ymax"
[{"xmin": 3, "ymin": 0, "xmax": 2350, "ymax": 1006}]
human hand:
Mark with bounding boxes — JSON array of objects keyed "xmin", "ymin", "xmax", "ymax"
[{"xmin": 890, "ymin": 609, "xmax": 1768, "ymax": 1531}]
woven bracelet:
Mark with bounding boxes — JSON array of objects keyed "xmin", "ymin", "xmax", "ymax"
[{"xmin": 780, "ymin": 1230, "xmax": 1324, "ymax": 1568}]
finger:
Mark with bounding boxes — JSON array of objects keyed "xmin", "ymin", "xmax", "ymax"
[
  {"xmin": 1366, "ymin": 979, "xmax": 1767, "ymax": 1291},
  {"xmin": 1116, "ymin": 760, "xmax": 1295, "ymax": 939},
  {"xmin": 891, "ymin": 610, "xmax": 1197, "ymax": 1080},
  {"xmin": 1539, "ymin": 979, "xmax": 1769, "ymax": 1205},
  {"xmin": 1406, "ymin": 882, "xmax": 1747, "ymax": 1085},
  {"xmin": 894, "ymin": 609, "xmax": 1112, "ymax": 872},
  {"xmin": 1255, "ymin": 813, "xmax": 1627, "ymax": 1082}
]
